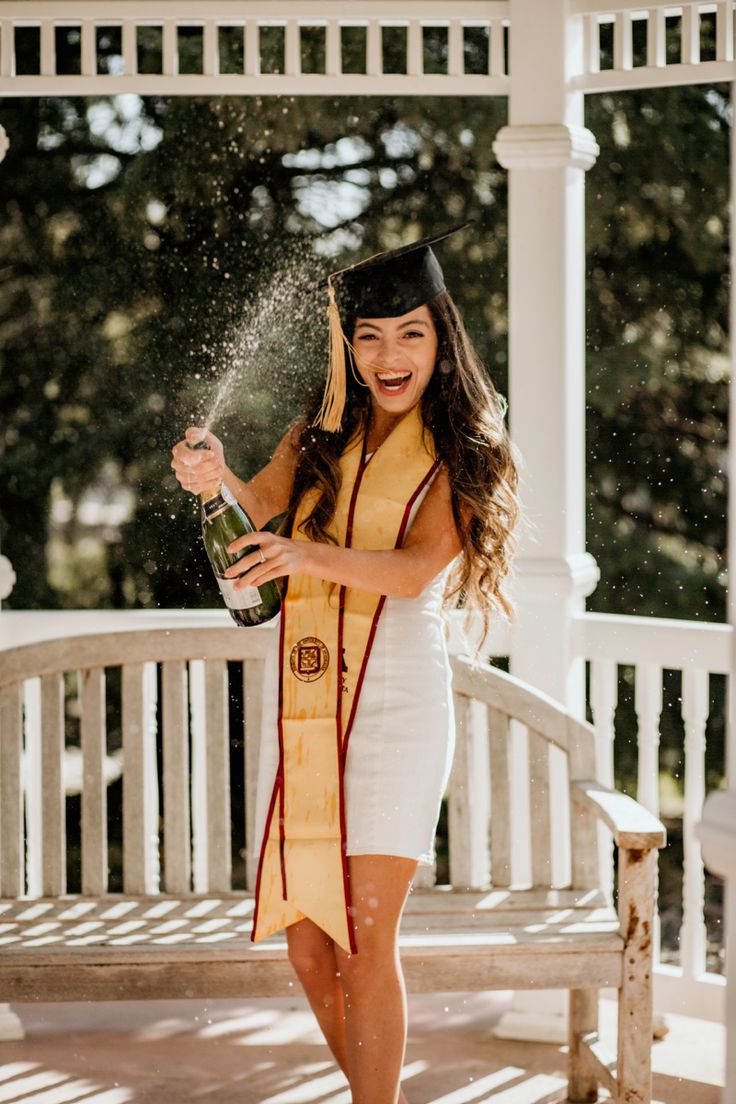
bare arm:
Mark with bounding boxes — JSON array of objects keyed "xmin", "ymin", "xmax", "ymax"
[
  {"xmin": 222, "ymin": 422, "xmax": 302, "ymax": 529},
  {"xmin": 224, "ymin": 464, "xmax": 464, "ymax": 599}
]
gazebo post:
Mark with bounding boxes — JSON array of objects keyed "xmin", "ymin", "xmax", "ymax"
[
  {"xmin": 695, "ymin": 79, "xmax": 736, "ymax": 1104},
  {"xmin": 0, "ymin": 473, "xmax": 22, "ymax": 1042},
  {"xmin": 492, "ymin": 0, "xmax": 600, "ymax": 1042}
]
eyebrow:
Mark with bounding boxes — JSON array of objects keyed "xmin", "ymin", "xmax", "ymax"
[{"xmin": 355, "ymin": 319, "xmax": 429, "ymax": 332}]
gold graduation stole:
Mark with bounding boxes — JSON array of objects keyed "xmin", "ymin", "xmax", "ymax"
[{"xmin": 250, "ymin": 404, "xmax": 440, "ymax": 953}]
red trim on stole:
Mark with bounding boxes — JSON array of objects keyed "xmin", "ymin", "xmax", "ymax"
[
  {"xmin": 342, "ymin": 458, "xmax": 441, "ymax": 753},
  {"xmin": 250, "ymin": 578, "xmax": 290, "ymax": 943},
  {"xmin": 335, "ymin": 437, "xmax": 370, "ymax": 955}
]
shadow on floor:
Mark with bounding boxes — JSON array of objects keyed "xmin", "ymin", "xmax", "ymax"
[{"xmin": 1, "ymin": 993, "xmax": 723, "ymax": 1103}]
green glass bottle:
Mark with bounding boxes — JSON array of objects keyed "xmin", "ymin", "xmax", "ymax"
[{"xmin": 189, "ymin": 442, "xmax": 281, "ymax": 627}]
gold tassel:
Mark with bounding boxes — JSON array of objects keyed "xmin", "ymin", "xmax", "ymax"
[{"xmin": 312, "ymin": 277, "xmax": 348, "ymax": 433}]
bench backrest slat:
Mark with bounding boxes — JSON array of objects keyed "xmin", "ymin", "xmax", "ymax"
[
  {"xmin": 41, "ymin": 671, "xmax": 66, "ymax": 896},
  {"xmin": 244, "ymin": 657, "xmax": 265, "ymax": 892},
  {"xmin": 162, "ymin": 660, "xmax": 191, "ymax": 894},
  {"xmin": 80, "ymin": 667, "xmax": 107, "ymax": 896},
  {"xmin": 487, "ymin": 704, "xmax": 511, "ymax": 887},
  {"xmin": 528, "ymin": 727, "xmax": 552, "ymax": 887},
  {"xmin": 205, "ymin": 658, "xmax": 231, "ymax": 892},
  {"xmin": 122, "ymin": 662, "xmax": 157, "ymax": 895},
  {"xmin": 0, "ymin": 682, "xmax": 23, "ymax": 897}
]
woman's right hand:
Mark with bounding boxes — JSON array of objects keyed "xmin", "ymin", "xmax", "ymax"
[{"xmin": 170, "ymin": 426, "xmax": 227, "ymax": 495}]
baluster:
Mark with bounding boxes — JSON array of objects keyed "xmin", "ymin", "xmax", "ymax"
[
  {"xmin": 590, "ymin": 657, "xmax": 617, "ymax": 897},
  {"xmin": 325, "ymin": 19, "xmax": 341, "ymax": 76},
  {"xmin": 244, "ymin": 658, "xmax": 264, "ymax": 892},
  {"xmin": 583, "ymin": 14, "xmax": 600, "ymax": 75},
  {"xmin": 285, "ymin": 20, "xmax": 300, "ymax": 76},
  {"xmin": 80, "ymin": 667, "xmax": 107, "ymax": 895},
  {"xmin": 0, "ymin": 21, "xmax": 14, "ymax": 78},
  {"xmin": 366, "ymin": 20, "xmax": 381, "ymax": 76},
  {"xmin": 407, "ymin": 20, "xmax": 422, "ymax": 77},
  {"xmin": 634, "ymin": 661, "xmax": 662, "ymax": 961},
  {"xmin": 681, "ymin": 4, "xmax": 700, "ymax": 65},
  {"xmin": 202, "ymin": 20, "xmax": 218, "ymax": 77},
  {"xmin": 162, "ymin": 660, "xmax": 190, "ymax": 894},
  {"xmin": 80, "ymin": 21, "xmax": 96, "ymax": 77},
  {"xmin": 614, "ymin": 11, "xmax": 633, "ymax": 71},
  {"xmin": 40, "ymin": 19, "xmax": 55, "ymax": 77},
  {"xmin": 22, "ymin": 678, "xmax": 42, "ymax": 897},
  {"xmin": 0, "ymin": 684, "xmax": 23, "ymax": 896},
  {"xmin": 680, "ymin": 666, "xmax": 709, "ymax": 978},
  {"xmin": 121, "ymin": 19, "xmax": 137, "ymax": 75},
  {"xmin": 447, "ymin": 19, "xmax": 463, "ymax": 77},
  {"xmin": 647, "ymin": 6, "xmax": 667, "ymax": 68},
  {"xmin": 189, "ymin": 659, "xmax": 208, "ymax": 892},
  {"xmin": 205, "ymin": 659, "xmax": 231, "ymax": 891},
  {"xmin": 489, "ymin": 20, "xmax": 504, "ymax": 77},
  {"xmin": 162, "ymin": 21, "xmax": 177, "ymax": 77},
  {"xmin": 41, "ymin": 672, "xmax": 65, "ymax": 895},
  {"xmin": 244, "ymin": 21, "xmax": 259, "ymax": 76},
  {"xmin": 716, "ymin": 0, "xmax": 733, "ymax": 61},
  {"xmin": 635, "ymin": 662, "xmax": 662, "ymax": 816}
]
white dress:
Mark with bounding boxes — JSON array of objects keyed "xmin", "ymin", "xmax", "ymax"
[{"xmin": 251, "ymin": 478, "xmax": 457, "ymax": 868}]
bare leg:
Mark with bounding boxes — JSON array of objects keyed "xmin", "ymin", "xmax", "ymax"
[
  {"xmin": 286, "ymin": 911, "xmax": 412, "ymax": 1104},
  {"xmin": 335, "ymin": 854, "xmax": 418, "ymax": 1104},
  {"xmin": 286, "ymin": 918, "xmax": 350, "ymax": 1076}
]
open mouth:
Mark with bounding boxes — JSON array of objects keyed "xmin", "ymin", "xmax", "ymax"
[{"xmin": 375, "ymin": 371, "xmax": 412, "ymax": 396}]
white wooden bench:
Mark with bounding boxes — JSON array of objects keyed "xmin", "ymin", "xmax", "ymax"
[{"xmin": 0, "ymin": 628, "xmax": 666, "ymax": 1103}]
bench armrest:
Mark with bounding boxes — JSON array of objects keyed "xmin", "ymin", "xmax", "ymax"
[{"xmin": 571, "ymin": 779, "xmax": 667, "ymax": 851}]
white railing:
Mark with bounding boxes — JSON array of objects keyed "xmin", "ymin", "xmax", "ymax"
[
  {"xmin": 1, "ymin": 1, "xmax": 734, "ymax": 98},
  {"xmin": 0, "ymin": 1, "xmax": 510, "ymax": 97},
  {"xmin": 572, "ymin": 609, "xmax": 729, "ymax": 1021},
  {"xmin": 571, "ymin": 1, "xmax": 736, "ymax": 92},
  {"xmin": 0, "ymin": 604, "xmax": 726, "ymax": 1021}
]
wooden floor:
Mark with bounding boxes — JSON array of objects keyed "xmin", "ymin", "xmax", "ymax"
[{"xmin": 0, "ymin": 992, "xmax": 723, "ymax": 1104}]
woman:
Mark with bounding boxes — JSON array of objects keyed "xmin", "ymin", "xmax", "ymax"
[{"xmin": 171, "ymin": 223, "xmax": 521, "ymax": 1104}]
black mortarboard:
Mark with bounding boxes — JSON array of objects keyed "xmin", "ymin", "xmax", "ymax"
[{"xmin": 313, "ymin": 220, "xmax": 472, "ymax": 432}]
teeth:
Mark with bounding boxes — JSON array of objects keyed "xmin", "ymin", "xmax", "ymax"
[{"xmin": 376, "ymin": 371, "xmax": 410, "ymax": 380}]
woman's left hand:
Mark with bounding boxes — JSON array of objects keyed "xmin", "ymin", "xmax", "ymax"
[{"xmin": 225, "ymin": 531, "xmax": 306, "ymax": 589}]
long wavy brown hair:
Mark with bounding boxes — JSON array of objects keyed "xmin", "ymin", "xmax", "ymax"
[{"xmin": 285, "ymin": 290, "xmax": 524, "ymax": 644}]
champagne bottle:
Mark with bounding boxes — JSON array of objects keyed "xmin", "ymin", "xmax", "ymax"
[{"xmin": 188, "ymin": 440, "xmax": 281, "ymax": 627}]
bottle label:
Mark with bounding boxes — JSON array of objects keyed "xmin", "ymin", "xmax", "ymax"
[{"xmin": 216, "ymin": 574, "xmax": 262, "ymax": 611}]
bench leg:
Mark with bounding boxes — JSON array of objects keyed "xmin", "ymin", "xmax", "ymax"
[
  {"xmin": 568, "ymin": 988, "xmax": 599, "ymax": 1102},
  {"xmin": 617, "ymin": 846, "xmax": 657, "ymax": 1104}
]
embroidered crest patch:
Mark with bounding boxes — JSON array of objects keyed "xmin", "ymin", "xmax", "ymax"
[{"xmin": 290, "ymin": 636, "xmax": 330, "ymax": 682}]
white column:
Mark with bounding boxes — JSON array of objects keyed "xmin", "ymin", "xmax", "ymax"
[
  {"xmin": 695, "ymin": 78, "xmax": 736, "ymax": 1104},
  {"xmin": 491, "ymin": 0, "xmax": 599, "ymax": 1043},
  {"xmin": 0, "ymin": 538, "xmax": 24, "ymax": 1040}
]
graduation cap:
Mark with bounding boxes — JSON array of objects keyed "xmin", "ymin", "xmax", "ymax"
[{"xmin": 313, "ymin": 220, "xmax": 472, "ymax": 432}]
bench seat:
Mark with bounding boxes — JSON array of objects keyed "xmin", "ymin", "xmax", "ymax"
[{"xmin": 0, "ymin": 888, "xmax": 623, "ymax": 1002}]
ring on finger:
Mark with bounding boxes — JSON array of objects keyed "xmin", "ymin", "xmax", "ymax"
[{"xmin": 258, "ymin": 548, "xmax": 266, "ymax": 565}]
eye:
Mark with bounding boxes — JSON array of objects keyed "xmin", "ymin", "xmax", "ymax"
[
  {"xmin": 403, "ymin": 330, "xmax": 424, "ymax": 338},
  {"xmin": 357, "ymin": 333, "xmax": 378, "ymax": 341}
]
